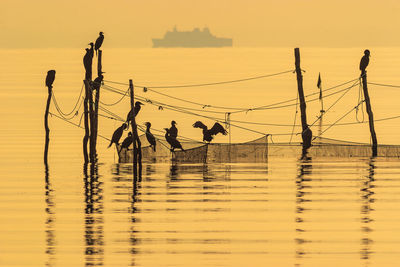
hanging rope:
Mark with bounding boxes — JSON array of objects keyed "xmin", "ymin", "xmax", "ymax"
[
  {"xmin": 289, "ymin": 91, "xmax": 299, "ymax": 143},
  {"xmin": 104, "ymin": 69, "xmax": 294, "ymax": 89},
  {"xmin": 312, "ymin": 100, "xmax": 365, "ymax": 141},
  {"xmin": 49, "ymin": 112, "xmax": 111, "ymax": 141},
  {"xmin": 99, "ymin": 86, "xmax": 130, "ymax": 106},
  {"xmin": 51, "ymin": 83, "xmax": 84, "ymax": 120},
  {"xmin": 355, "ymin": 81, "xmax": 365, "ymax": 123}
]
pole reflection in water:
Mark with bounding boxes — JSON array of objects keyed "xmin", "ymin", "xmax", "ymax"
[
  {"xmin": 83, "ymin": 163, "xmax": 104, "ymax": 266},
  {"xmin": 295, "ymin": 155, "xmax": 312, "ymax": 266},
  {"xmin": 44, "ymin": 163, "xmax": 56, "ymax": 267},
  {"xmin": 360, "ymin": 157, "xmax": 376, "ymax": 263},
  {"xmin": 130, "ymin": 169, "xmax": 142, "ymax": 266}
]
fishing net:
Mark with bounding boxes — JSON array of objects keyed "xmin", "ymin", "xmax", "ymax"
[
  {"xmin": 118, "ymin": 135, "xmax": 400, "ymax": 163},
  {"xmin": 118, "ymin": 135, "xmax": 268, "ymax": 163}
]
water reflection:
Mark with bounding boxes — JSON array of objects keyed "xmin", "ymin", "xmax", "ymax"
[
  {"xmin": 83, "ymin": 163, "xmax": 104, "ymax": 266},
  {"xmin": 295, "ymin": 156, "xmax": 312, "ymax": 265},
  {"xmin": 44, "ymin": 163, "xmax": 56, "ymax": 267},
  {"xmin": 360, "ymin": 157, "xmax": 376, "ymax": 263}
]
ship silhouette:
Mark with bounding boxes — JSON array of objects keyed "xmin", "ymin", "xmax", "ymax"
[{"xmin": 152, "ymin": 26, "xmax": 233, "ymax": 48}]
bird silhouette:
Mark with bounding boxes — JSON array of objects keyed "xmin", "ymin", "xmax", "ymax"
[
  {"xmin": 120, "ymin": 132, "xmax": 133, "ymax": 151},
  {"xmin": 164, "ymin": 128, "xmax": 184, "ymax": 151},
  {"xmin": 83, "ymin": 44, "xmax": 94, "ymax": 80},
  {"xmin": 193, "ymin": 121, "xmax": 227, "ymax": 142},
  {"xmin": 360, "ymin": 49, "xmax": 370, "ymax": 75},
  {"xmin": 169, "ymin": 120, "xmax": 178, "ymax": 139},
  {"xmin": 95, "ymin": 32, "xmax": 104, "ymax": 56},
  {"xmin": 45, "ymin": 70, "xmax": 56, "ymax": 88},
  {"xmin": 126, "ymin": 101, "xmax": 144, "ymax": 124},
  {"xmin": 92, "ymin": 73, "xmax": 104, "ymax": 90},
  {"xmin": 145, "ymin": 122, "xmax": 156, "ymax": 152},
  {"xmin": 108, "ymin": 123, "xmax": 127, "ymax": 148}
]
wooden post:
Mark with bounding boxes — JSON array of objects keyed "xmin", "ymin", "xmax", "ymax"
[
  {"xmin": 92, "ymin": 50, "xmax": 102, "ymax": 158},
  {"xmin": 129, "ymin": 80, "xmax": 138, "ymax": 179},
  {"xmin": 294, "ymin": 48, "xmax": 312, "ymax": 150},
  {"xmin": 361, "ymin": 72, "xmax": 378, "ymax": 156},
  {"xmin": 44, "ymin": 84, "xmax": 52, "ymax": 165},
  {"xmin": 83, "ymin": 80, "xmax": 90, "ymax": 163},
  {"xmin": 89, "ymin": 81, "xmax": 95, "ymax": 162}
]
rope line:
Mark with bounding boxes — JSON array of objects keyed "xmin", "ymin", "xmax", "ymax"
[
  {"xmin": 308, "ymin": 79, "xmax": 359, "ymax": 129},
  {"xmin": 49, "ymin": 112, "xmax": 111, "ymax": 141},
  {"xmin": 289, "ymin": 91, "xmax": 299, "ymax": 143},
  {"xmin": 104, "ymin": 69, "xmax": 294, "ymax": 89},
  {"xmin": 99, "ymin": 86, "xmax": 130, "ymax": 106},
  {"xmin": 312, "ymin": 100, "xmax": 365, "ymax": 141},
  {"xmin": 368, "ymin": 82, "xmax": 400, "ymax": 88}
]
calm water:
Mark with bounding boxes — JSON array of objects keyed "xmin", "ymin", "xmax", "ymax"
[{"xmin": 2, "ymin": 47, "xmax": 400, "ymax": 266}]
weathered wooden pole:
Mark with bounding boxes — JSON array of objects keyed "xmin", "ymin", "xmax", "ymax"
[
  {"xmin": 88, "ymin": 81, "xmax": 95, "ymax": 162},
  {"xmin": 83, "ymin": 80, "xmax": 90, "ymax": 163},
  {"xmin": 92, "ymin": 50, "xmax": 103, "ymax": 159},
  {"xmin": 294, "ymin": 48, "xmax": 312, "ymax": 150},
  {"xmin": 44, "ymin": 70, "xmax": 55, "ymax": 165},
  {"xmin": 361, "ymin": 72, "xmax": 378, "ymax": 156},
  {"xmin": 129, "ymin": 80, "xmax": 138, "ymax": 178}
]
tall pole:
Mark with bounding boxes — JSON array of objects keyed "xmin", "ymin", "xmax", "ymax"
[
  {"xmin": 92, "ymin": 50, "xmax": 102, "ymax": 158},
  {"xmin": 361, "ymin": 72, "xmax": 378, "ymax": 156},
  {"xmin": 294, "ymin": 48, "xmax": 312, "ymax": 150},
  {"xmin": 129, "ymin": 80, "xmax": 138, "ymax": 179},
  {"xmin": 44, "ymin": 79, "xmax": 53, "ymax": 165},
  {"xmin": 83, "ymin": 80, "xmax": 90, "ymax": 163}
]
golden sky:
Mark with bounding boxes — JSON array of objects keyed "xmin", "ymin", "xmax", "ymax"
[{"xmin": 1, "ymin": 0, "xmax": 400, "ymax": 48}]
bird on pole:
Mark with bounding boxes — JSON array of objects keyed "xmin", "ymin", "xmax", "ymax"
[
  {"xmin": 145, "ymin": 122, "xmax": 156, "ymax": 152},
  {"xmin": 359, "ymin": 49, "xmax": 370, "ymax": 75},
  {"xmin": 45, "ymin": 70, "xmax": 56, "ymax": 89},
  {"xmin": 108, "ymin": 123, "xmax": 128, "ymax": 148},
  {"xmin": 95, "ymin": 32, "xmax": 104, "ymax": 56}
]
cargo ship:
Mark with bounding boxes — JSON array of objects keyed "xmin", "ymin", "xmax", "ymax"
[{"xmin": 152, "ymin": 27, "xmax": 233, "ymax": 48}]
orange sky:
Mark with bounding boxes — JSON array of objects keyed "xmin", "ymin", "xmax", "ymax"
[{"xmin": 1, "ymin": 0, "xmax": 400, "ymax": 48}]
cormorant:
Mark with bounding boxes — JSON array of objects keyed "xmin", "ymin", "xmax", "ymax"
[
  {"xmin": 108, "ymin": 123, "xmax": 127, "ymax": 148},
  {"xmin": 120, "ymin": 132, "xmax": 133, "ymax": 151},
  {"xmin": 45, "ymin": 70, "xmax": 56, "ymax": 88},
  {"xmin": 145, "ymin": 122, "xmax": 156, "ymax": 152},
  {"xmin": 359, "ymin": 49, "xmax": 370, "ymax": 74},
  {"xmin": 92, "ymin": 73, "xmax": 104, "ymax": 90},
  {"xmin": 126, "ymin": 101, "xmax": 144, "ymax": 123},
  {"xmin": 164, "ymin": 128, "xmax": 184, "ymax": 151},
  {"xmin": 83, "ymin": 44, "xmax": 94, "ymax": 80},
  {"xmin": 169, "ymin": 120, "xmax": 178, "ymax": 139},
  {"xmin": 193, "ymin": 121, "xmax": 227, "ymax": 142},
  {"xmin": 95, "ymin": 32, "xmax": 104, "ymax": 56},
  {"xmin": 88, "ymin": 42, "xmax": 94, "ymax": 57}
]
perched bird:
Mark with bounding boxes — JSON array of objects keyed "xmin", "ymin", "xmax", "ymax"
[
  {"xmin": 92, "ymin": 73, "xmax": 104, "ymax": 90},
  {"xmin": 88, "ymin": 42, "xmax": 94, "ymax": 57},
  {"xmin": 169, "ymin": 120, "xmax": 178, "ymax": 139},
  {"xmin": 145, "ymin": 122, "xmax": 156, "ymax": 152},
  {"xmin": 164, "ymin": 128, "xmax": 184, "ymax": 151},
  {"xmin": 95, "ymin": 32, "xmax": 104, "ymax": 56},
  {"xmin": 45, "ymin": 70, "xmax": 56, "ymax": 88},
  {"xmin": 126, "ymin": 101, "xmax": 144, "ymax": 123},
  {"xmin": 120, "ymin": 132, "xmax": 133, "ymax": 151},
  {"xmin": 83, "ymin": 45, "xmax": 94, "ymax": 80},
  {"xmin": 193, "ymin": 121, "xmax": 228, "ymax": 142},
  {"xmin": 108, "ymin": 123, "xmax": 127, "ymax": 148},
  {"xmin": 359, "ymin": 49, "xmax": 370, "ymax": 74}
]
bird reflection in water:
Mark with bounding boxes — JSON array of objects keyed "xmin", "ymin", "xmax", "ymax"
[
  {"xmin": 360, "ymin": 157, "xmax": 376, "ymax": 262},
  {"xmin": 295, "ymin": 156, "xmax": 312, "ymax": 264},
  {"xmin": 83, "ymin": 163, "xmax": 104, "ymax": 266},
  {"xmin": 44, "ymin": 163, "xmax": 56, "ymax": 267}
]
